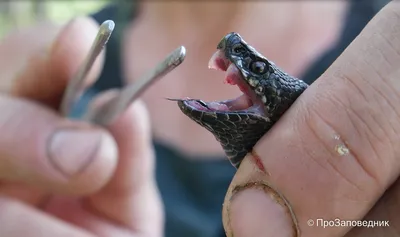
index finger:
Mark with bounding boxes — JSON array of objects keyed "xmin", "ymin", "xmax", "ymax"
[
  {"xmin": 223, "ymin": 2, "xmax": 400, "ymax": 237},
  {"xmin": 0, "ymin": 17, "xmax": 104, "ymax": 108}
]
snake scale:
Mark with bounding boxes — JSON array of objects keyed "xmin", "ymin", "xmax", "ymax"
[{"xmin": 175, "ymin": 33, "xmax": 309, "ymax": 169}]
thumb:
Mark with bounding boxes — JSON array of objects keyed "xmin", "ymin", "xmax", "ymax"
[
  {"xmin": 223, "ymin": 2, "xmax": 399, "ymax": 237},
  {"xmin": 0, "ymin": 95, "xmax": 118, "ymax": 195}
]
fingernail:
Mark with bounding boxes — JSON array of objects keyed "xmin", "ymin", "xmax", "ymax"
[
  {"xmin": 48, "ymin": 128, "xmax": 102, "ymax": 177},
  {"xmin": 229, "ymin": 184, "xmax": 297, "ymax": 237}
]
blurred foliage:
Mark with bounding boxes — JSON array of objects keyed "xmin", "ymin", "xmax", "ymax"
[{"xmin": 0, "ymin": 0, "xmax": 110, "ymax": 38}]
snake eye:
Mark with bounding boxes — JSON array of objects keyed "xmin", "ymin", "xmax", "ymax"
[
  {"xmin": 232, "ymin": 44, "xmax": 246, "ymax": 54},
  {"xmin": 250, "ymin": 61, "xmax": 267, "ymax": 74}
]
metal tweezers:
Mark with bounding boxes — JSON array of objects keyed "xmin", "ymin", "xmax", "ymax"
[{"xmin": 60, "ymin": 20, "xmax": 186, "ymax": 126}]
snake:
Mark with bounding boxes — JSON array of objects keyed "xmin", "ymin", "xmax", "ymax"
[{"xmin": 174, "ymin": 32, "xmax": 309, "ymax": 169}]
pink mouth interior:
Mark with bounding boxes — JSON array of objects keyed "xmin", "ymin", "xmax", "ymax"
[{"xmin": 185, "ymin": 50, "xmax": 263, "ymax": 114}]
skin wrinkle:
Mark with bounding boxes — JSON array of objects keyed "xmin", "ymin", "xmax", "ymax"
[
  {"xmin": 344, "ymin": 13, "xmax": 400, "ymax": 106},
  {"xmin": 323, "ymin": 91, "xmax": 383, "ymax": 190},
  {"xmin": 294, "ymin": 107, "xmax": 373, "ymax": 208},
  {"xmin": 57, "ymin": 199, "xmax": 136, "ymax": 237},
  {"xmin": 344, "ymin": 59, "xmax": 400, "ymax": 142},
  {"xmin": 377, "ymin": 33, "xmax": 399, "ymax": 69},
  {"xmin": 0, "ymin": 96, "xmax": 37, "ymax": 136},
  {"xmin": 299, "ymin": 142, "xmax": 332, "ymax": 176},
  {"xmin": 80, "ymin": 200, "xmax": 130, "ymax": 231},
  {"xmin": 348, "ymin": 78, "xmax": 399, "ymax": 181},
  {"xmin": 385, "ymin": 72, "xmax": 400, "ymax": 151},
  {"xmin": 292, "ymin": 100, "xmax": 369, "ymax": 201},
  {"xmin": 95, "ymin": 175, "xmax": 156, "ymax": 201},
  {"xmin": 89, "ymin": 199, "xmax": 142, "ymax": 235},
  {"xmin": 330, "ymin": 81, "xmax": 384, "ymax": 168},
  {"xmin": 304, "ymin": 75, "xmax": 392, "ymax": 195},
  {"xmin": 37, "ymin": 194, "xmax": 52, "ymax": 210},
  {"xmin": 356, "ymin": 27, "xmax": 400, "ymax": 124},
  {"xmin": 14, "ymin": 52, "xmax": 64, "ymax": 109},
  {"xmin": 367, "ymin": 50, "xmax": 400, "ymax": 122},
  {"xmin": 383, "ymin": 31, "xmax": 400, "ymax": 59},
  {"xmin": 344, "ymin": 101, "xmax": 383, "ymax": 176},
  {"xmin": 392, "ymin": 5, "xmax": 400, "ymax": 22},
  {"xmin": 305, "ymin": 107, "xmax": 366, "ymax": 193},
  {"xmin": 334, "ymin": 66, "xmax": 399, "ymax": 181},
  {"xmin": 344, "ymin": 73, "xmax": 392, "ymax": 146},
  {"xmin": 370, "ymin": 73, "xmax": 400, "ymax": 158},
  {"xmin": 291, "ymin": 101, "xmax": 335, "ymax": 176},
  {"xmin": 301, "ymin": 112, "xmax": 343, "ymax": 172},
  {"xmin": 97, "ymin": 150, "xmax": 156, "ymax": 196},
  {"xmin": 379, "ymin": 9, "xmax": 400, "ymax": 58},
  {"xmin": 343, "ymin": 59, "xmax": 400, "ymax": 179}
]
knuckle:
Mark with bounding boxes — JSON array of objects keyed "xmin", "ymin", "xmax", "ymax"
[
  {"xmin": 339, "ymin": 71, "xmax": 400, "ymax": 185},
  {"xmin": 300, "ymin": 75, "xmax": 400, "ymax": 196},
  {"xmin": 301, "ymin": 104, "xmax": 380, "ymax": 200}
]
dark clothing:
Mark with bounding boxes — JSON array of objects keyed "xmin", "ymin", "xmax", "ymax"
[{"xmin": 71, "ymin": 1, "xmax": 387, "ymax": 236}]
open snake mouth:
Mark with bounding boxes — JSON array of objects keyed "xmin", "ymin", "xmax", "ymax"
[{"xmin": 180, "ymin": 50, "xmax": 265, "ymax": 116}]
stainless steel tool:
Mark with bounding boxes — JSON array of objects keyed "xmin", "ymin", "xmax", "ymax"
[{"xmin": 59, "ymin": 20, "xmax": 186, "ymax": 125}]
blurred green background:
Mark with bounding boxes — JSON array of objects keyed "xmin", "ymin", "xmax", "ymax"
[{"xmin": 0, "ymin": 0, "xmax": 110, "ymax": 38}]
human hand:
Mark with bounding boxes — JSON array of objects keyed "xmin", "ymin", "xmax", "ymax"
[
  {"xmin": 222, "ymin": 2, "xmax": 400, "ymax": 237},
  {"xmin": 0, "ymin": 17, "xmax": 163, "ymax": 236}
]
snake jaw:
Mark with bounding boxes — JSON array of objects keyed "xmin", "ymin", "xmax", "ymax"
[
  {"xmin": 174, "ymin": 48, "xmax": 265, "ymax": 116},
  {"xmin": 194, "ymin": 49, "xmax": 264, "ymax": 115}
]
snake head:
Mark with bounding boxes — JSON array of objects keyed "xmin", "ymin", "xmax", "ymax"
[{"xmin": 175, "ymin": 32, "xmax": 308, "ymax": 168}]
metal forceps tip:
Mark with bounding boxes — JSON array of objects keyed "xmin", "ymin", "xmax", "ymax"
[
  {"xmin": 60, "ymin": 20, "xmax": 115, "ymax": 116},
  {"xmin": 84, "ymin": 45, "xmax": 187, "ymax": 125},
  {"xmin": 59, "ymin": 19, "xmax": 186, "ymax": 126}
]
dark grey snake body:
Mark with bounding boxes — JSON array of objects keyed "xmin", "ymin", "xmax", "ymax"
[{"xmin": 176, "ymin": 33, "xmax": 309, "ymax": 168}]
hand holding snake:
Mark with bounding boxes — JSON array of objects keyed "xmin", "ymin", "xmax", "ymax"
[{"xmin": 176, "ymin": 2, "xmax": 400, "ymax": 237}]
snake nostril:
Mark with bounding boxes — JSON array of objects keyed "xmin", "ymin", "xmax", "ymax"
[
  {"xmin": 218, "ymin": 32, "xmax": 243, "ymax": 52},
  {"xmin": 198, "ymin": 100, "xmax": 209, "ymax": 108}
]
